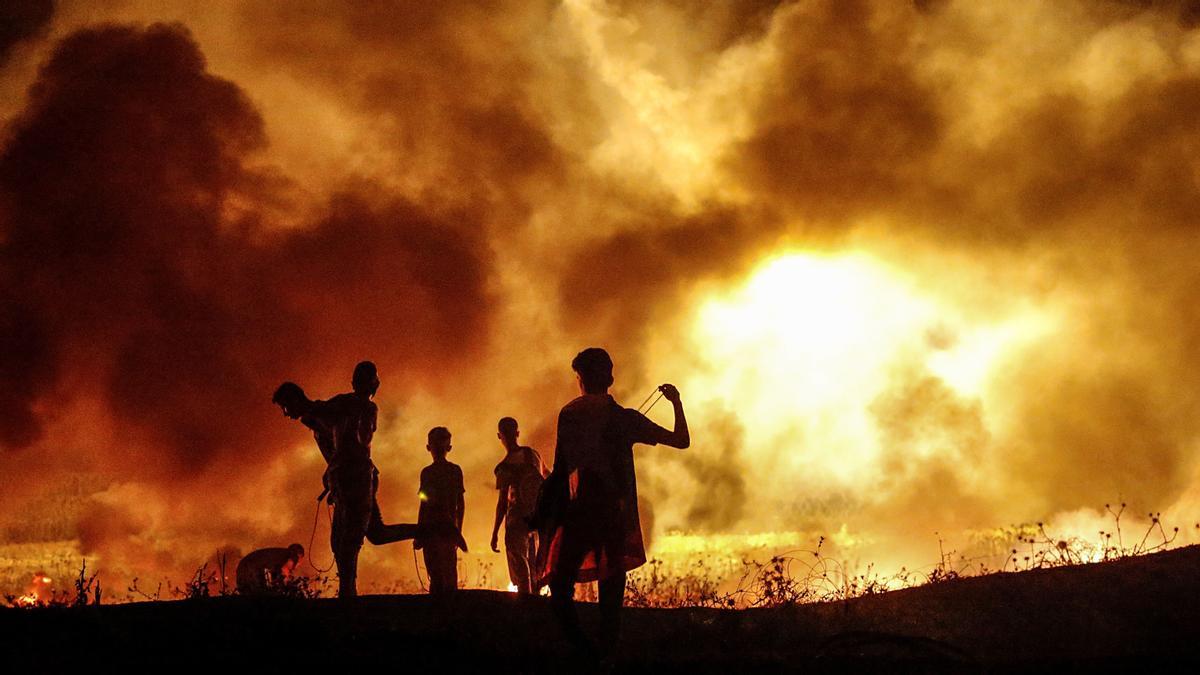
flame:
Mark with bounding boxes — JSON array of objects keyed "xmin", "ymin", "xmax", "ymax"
[
  {"xmin": 660, "ymin": 249, "xmax": 1057, "ymax": 492},
  {"xmin": 14, "ymin": 571, "xmax": 53, "ymax": 607},
  {"xmin": 14, "ymin": 592, "xmax": 40, "ymax": 607}
]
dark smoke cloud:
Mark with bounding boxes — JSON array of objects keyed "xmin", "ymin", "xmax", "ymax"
[
  {"xmin": 0, "ymin": 0, "xmax": 54, "ymax": 65},
  {"xmin": 679, "ymin": 412, "xmax": 747, "ymax": 531},
  {"xmin": 0, "ymin": 300, "xmax": 54, "ymax": 448},
  {"xmin": 0, "ymin": 23, "xmax": 493, "ymax": 478},
  {"xmin": 563, "ymin": 0, "xmax": 1200, "ymax": 538},
  {"xmin": 867, "ymin": 371, "xmax": 994, "ymax": 534},
  {"xmin": 236, "ymin": 0, "xmax": 566, "ymax": 218},
  {"xmin": 609, "ymin": 0, "xmax": 782, "ymax": 59},
  {"xmin": 7, "ymin": 0, "xmax": 1200, "ymax": 589},
  {"xmin": 557, "ymin": 206, "xmax": 774, "ymax": 350},
  {"xmin": 1108, "ymin": 0, "xmax": 1200, "ymax": 26},
  {"xmin": 731, "ymin": 0, "xmax": 941, "ymax": 224}
]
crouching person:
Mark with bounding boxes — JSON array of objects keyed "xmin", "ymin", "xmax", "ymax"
[{"xmin": 236, "ymin": 544, "xmax": 305, "ymax": 595}]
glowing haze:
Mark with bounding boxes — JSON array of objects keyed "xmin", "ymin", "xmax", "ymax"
[{"xmin": 3, "ymin": 0, "xmax": 1200, "ymax": 594}]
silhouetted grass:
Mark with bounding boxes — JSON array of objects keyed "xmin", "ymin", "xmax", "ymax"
[
  {"xmin": 623, "ymin": 504, "xmax": 1195, "ymax": 609},
  {"xmin": 4, "ymin": 500, "xmax": 1194, "ymax": 609}
]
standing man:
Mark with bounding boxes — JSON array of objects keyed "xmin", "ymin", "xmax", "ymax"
[
  {"xmin": 273, "ymin": 361, "xmax": 421, "ymax": 598},
  {"xmin": 490, "ymin": 417, "xmax": 546, "ymax": 594},
  {"xmin": 536, "ymin": 348, "xmax": 689, "ymax": 661}
]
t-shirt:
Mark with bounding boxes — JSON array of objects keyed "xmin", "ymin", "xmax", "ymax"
[
  {"xmin": 554, "ymin": 394, "xmax": 670, "ymax": 498},
  {"xmin": 494, "ymin": 447, "xmax": 545, "ymax": 524},
  {"xmin": 542, "ymin": 393, "xmax": 672, "ymax": 582},
  {"xmin": 419, "ymin": 460, "xmax": 464, "ymax": 526}
]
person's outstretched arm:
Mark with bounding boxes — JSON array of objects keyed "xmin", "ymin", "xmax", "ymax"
[
  {"xmin": 658, "ymin": 384, "xmax": 690, "ymax": 449},
  {"xmin": 491, "ymin": 483, "xmax": 508, "ymax": 553}
]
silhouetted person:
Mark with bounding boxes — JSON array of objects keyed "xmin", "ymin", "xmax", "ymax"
[
  {"xmin": 273, "ymin": 381, "xmax": 338, "ymax": 499},
  {"xmin": 535, "ymin": 348, "xmax": 689, "ymax": 661},
  {"xmin": 273, "ymin": 362, "xmax": 421, "ymax": 598},
  {"xmin": 416, "ymin": 426, "xmax": 466, "ymax": 594},
  {"xmin": 236, "ymin": 544, "xmax": 305, "ymax": 595},
  {"xmin": 490, "ymin": 417, "xmax": 546, "ymax": 594}
]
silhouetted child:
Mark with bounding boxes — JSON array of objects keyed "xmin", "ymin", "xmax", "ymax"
[{"xmin": 417, "ymin": 426, "xmax": 465, "ymax": 594}]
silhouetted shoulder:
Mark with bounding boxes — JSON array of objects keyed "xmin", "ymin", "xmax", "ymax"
[
  {"xmin": 523, "ymin": 446, "xmax": 543, "ymax": 466},
  {"xmin": 422, "ymin": 462, "xmax": 464, "ymax": 489},
  {"xmin": 619, "ymin": 406, "xmax": 670, "ymax": 446},
  {"xmin": 301, "ymin": 398, "xmax": 338, "ymax": 430},
  {"xmin": 562, "ymin": 394, "xmax": 588, "ymax": 409}
]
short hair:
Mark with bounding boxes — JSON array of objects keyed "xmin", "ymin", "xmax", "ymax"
[
  {"xmin": 352, "ymin": 361, "xmax": 379, "ymax": 394},
  {"xmin": 272, "ymin": 382, "xmax": 305, "ymax": 406},
  {"xmin": 288, "ymin": 543, "xmax": 305, "ymax": 558},
  {"xmin": 428, "ymin": 426, "xmax": 451, "ymax": 444},
  {"xmin": 572, "ymin": 347, "xmax": 614, "ymax": 393},
  {"xmin": 498, "ymin": 417, "xmax": 518, "ymax": 436}
]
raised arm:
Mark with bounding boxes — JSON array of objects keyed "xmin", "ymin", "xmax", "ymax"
[{"xmin": 658, "ymin": 384, "xmax": 689, "ymax": 449}]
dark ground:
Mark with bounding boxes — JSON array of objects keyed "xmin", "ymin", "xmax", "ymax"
[{"xmin": 3, "ymin": 545, "xmax": 1200, "ymax": 673}]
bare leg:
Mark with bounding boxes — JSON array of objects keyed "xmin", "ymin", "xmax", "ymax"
[
  {"xmin": 365, "ymin": 501, "xmax": 421, "ymax": 544},
  {"xmin": 597, "ymin": 572, "xmax": 627, "ymax": 655},
  {"xmin": 506, "ymin": 524, "xmax": 535, "ymax": 594},
  {"xmin": 423, "ymin": 542, "xmax": 458, "ymax": 594},
  {"xmin": 549, "ymin": 527, "xmax": 593, "ymax": 657},
  {"xmin": 331, "ymin": 471, "xmax": 373, "ymax": 599},
  {"xmin": 365, "ymin": 471, "xmax": 423, "ymax": 544}
]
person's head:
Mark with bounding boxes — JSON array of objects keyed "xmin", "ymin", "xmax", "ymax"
[
  {"xmin": 272, "ymin": 382, "xmax": 309, "ymax": 419},
  {"xmin": 352, "ymin": 361, "xmax": 380, "ymax": 398},
  {"xmin": 287, "ymin": 543, "xmax": 305, "ymax": 562},
  {"xmin": 427, "ymin": 426, "xmax": 452, "ymax": 457},
  {"xmin": 572, "ymin": 347, "xmax": 614, "ymax": 394},
  {"xmin": 497, "ymin": 417, "xmax": 519, "ymax": 449}
]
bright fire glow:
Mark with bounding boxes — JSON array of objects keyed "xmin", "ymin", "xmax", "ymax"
[
  {"xmin": 15, "ymin": 592, "xmax": 40, "ymax": 607},
  {"xmin": 14, "ymin": 572, "xmax": 53, "ymax": 607},
  {"xmin": 673, "ymin": 251, "xmax": 1057, "ymax": 490}
]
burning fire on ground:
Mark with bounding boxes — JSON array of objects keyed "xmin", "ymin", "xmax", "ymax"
[{"xmin": 12, "ymin": 572, "xmax": 53, "ymax": 607}]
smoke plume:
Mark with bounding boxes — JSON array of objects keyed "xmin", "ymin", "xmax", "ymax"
[{"xmin": 5, "ymin": 0, "xmax": 1200, "ymax": 591}]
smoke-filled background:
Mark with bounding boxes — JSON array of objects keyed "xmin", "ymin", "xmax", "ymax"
[{"xmin": 4, "ymin": 0, "xmax": 1200, "ymax": 595}]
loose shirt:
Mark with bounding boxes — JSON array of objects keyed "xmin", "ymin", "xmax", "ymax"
[{"xmin": 541, "ymin": 393, "xmax": 671, "ymax": 584}]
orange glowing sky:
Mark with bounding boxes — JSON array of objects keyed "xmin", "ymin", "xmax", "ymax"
[{"xmin": 3, "ymin": 0, "xmax": 1200, "ymax": 595}]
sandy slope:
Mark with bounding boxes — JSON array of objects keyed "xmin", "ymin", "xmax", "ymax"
[{"xmin": 4, "ymin": 545, "xmax": 1200, "ymax": 672}]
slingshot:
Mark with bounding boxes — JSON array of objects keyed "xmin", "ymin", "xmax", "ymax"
[{"xmin": 636, "ymin": 385, "xmax": 666, "ymax": 415}]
